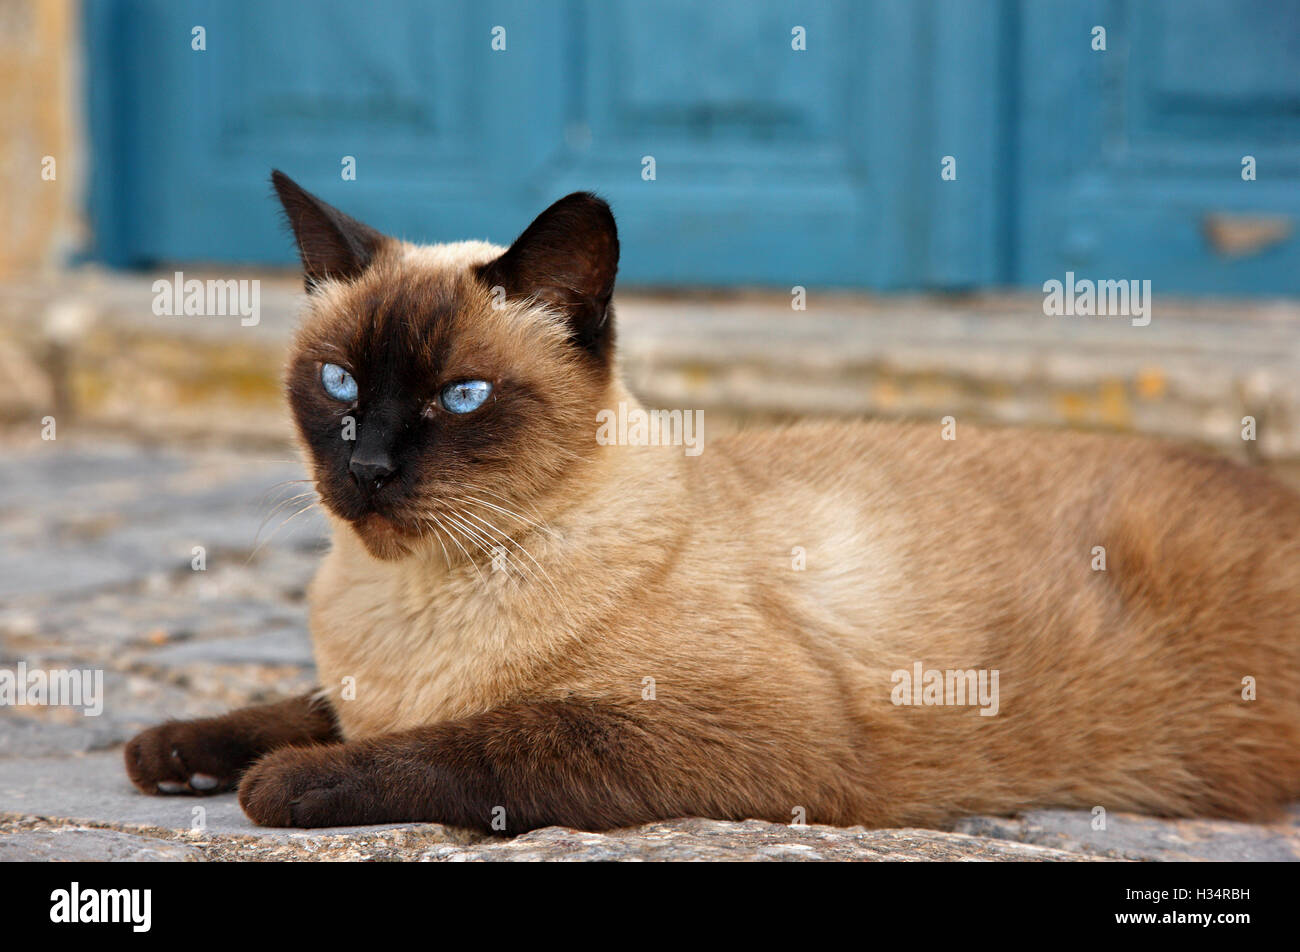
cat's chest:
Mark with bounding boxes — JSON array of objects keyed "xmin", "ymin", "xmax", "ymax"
[{"xmin": 306, "ymin": 550, "xmax": 544, "ymax": 738}]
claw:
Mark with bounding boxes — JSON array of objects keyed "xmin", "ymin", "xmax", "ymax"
[{"xmin": 190, "ymin": 773, "xmax": 220, "ymax": 791}]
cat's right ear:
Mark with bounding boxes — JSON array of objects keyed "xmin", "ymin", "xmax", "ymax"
[
  {"xmin": 271, "ymin": 170, "xmax": 385, "ymax": 292},
  {"xmin": 476, "ymin": 192, "xmax": 619, "ymax": 365}
]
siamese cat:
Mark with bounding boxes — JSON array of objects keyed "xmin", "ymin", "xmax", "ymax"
[{"xmin": 125, "ymin": 171, "xmax": 1300, "ymax": 832}]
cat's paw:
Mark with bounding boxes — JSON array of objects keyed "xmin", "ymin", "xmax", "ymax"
[
  {"xmin": 124, "ymin": 719, "xmax": 251, "ymax": 795},
  {"xmin": 238, "ymin": 746, "xmax": 379, "ymax": 828}
]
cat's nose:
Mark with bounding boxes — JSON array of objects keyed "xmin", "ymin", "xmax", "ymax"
[{"xmin": 349, "ymin": 451, "xmax": 395, "ymax": 493}]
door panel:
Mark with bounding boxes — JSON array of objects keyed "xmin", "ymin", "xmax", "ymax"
[
  {"xmin": 86, "ymin": 0, "xmax": 1009, "ymax": 287},
  {"xmin": 1016, "ymin": 0, "xmax": 1300, "ymax": 295},
  {"xmin": 87, "ymin": 0, "xmax": 569, "ymax": 266}
]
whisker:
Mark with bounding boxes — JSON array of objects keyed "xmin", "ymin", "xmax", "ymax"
[
  {"xmin": 250, "ymin": 479, "xmax": 315, "ymax": 514},
  {"xmin": 426, "ymin": 519, "xmax": 452, "ymax": 572},
  {"xmin": 255, "ymin": 490, "xmax": 318, "ymax": 541},
  {"xmin": 430, "ymin": 512, "xmax": 486, "ymax": 585},
  {"xmin": 439, "ymin": 509, "xmax": 539, "ymax": 596},
  {"xmin": 470, "ymin": 485, "xmax": 551, "ymax": 522},
  {"xmin": 453, "ymin": 504, "xmax": 562, "ymax": 596},
  {"xmin": 246, "ymin": 500, "xmax": 319, "ymax": 564},
  {"xmin": 447, "ymin": 506, "xmax": 567, "ymax": 608},
  {"xmin": 441, "ymin": 511, "xmax": 507, "ymax": 572},
  {"xmin": 456, "ymin": 494, "xmax": 561, "ymax": 540},
  {"xmin": 453, "ymin": 497, "xmax": 575, "ymax": 578}
]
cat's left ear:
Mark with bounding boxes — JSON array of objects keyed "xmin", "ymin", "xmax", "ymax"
[
  {"xmin": 271, "ymin": 169, "xmax": 386, "ymax": 292},
  {"xmin": 477, "ymin": 192, "xmax": 619, "ymax": 364}
]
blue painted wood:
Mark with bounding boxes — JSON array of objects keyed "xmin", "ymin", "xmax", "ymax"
[
  {"xmin": 84, "ymin": 0, "xmax": 1008, "ymax": 288},
  {"xmin": 84, "ymin": 0, "xmax": 1300, "ymax": 293},
  {"xmin": 1015, "ymin": 0, "xmax": 1300, "ymax": 296}
]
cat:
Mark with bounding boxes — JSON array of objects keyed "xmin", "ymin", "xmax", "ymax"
[{"xmin": 124, "ymin": 170, "xmax": 1300, "ymax": 832}]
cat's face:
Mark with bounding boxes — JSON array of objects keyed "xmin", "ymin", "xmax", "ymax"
[{"xmin": 272, "ymin": 171, "xmax": 619, "ymax": 560}]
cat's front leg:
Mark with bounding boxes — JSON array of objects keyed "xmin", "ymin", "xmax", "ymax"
[
  {"xmin": 238, "ymin": 698, "xmax": 776, "ymax": 831},
  {"xmin": 125, "ymin": 692, "xmax": 340, "ymax": 795}
]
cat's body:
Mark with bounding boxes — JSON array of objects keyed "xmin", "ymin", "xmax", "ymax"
[
  {"xmin": 312, "ymin": 412, "xmax": 1300, "ymax": 827},
  {"xmin": 125, "ymin": 174, "xmax": 1300, "ymax": 831}
]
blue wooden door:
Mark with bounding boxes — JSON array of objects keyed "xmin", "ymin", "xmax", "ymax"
[
  {"xmin": 1014, "ymin": 0, "xmax": 1300, "ymax": 295},
  {"xmin": 84, "ymin": 0, "xmax": 1005, "ymax": 288},
  {"xmin": 86, "ymin": 0, "xmax": 572, "ymax": 268},
  {"xmin": 85, "ymin": 1, "xmax": 1300, "ymax": 293}
]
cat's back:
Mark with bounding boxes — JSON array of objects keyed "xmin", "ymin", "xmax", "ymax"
[
  {"xmin": 698, "ymin": 417, "xmax": 1300, "ymax": 631},
  {"xmin": 710, "ymin": 415, "xmax": 1300, "ymax": 538}
]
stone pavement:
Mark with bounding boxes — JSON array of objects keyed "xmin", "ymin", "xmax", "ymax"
[{"xmin": 1, "ymin": 437, "xmax": 1298, "ymax": 860}]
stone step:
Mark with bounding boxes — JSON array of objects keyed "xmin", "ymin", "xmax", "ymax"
[{"xmin": 3, "ymin": 271, "xmax": 1298, "ymax": 461}]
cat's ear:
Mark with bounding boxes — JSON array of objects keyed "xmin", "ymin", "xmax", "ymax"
[
  {"xmin": 271, "ymin": 170, "xmax": 386, "ymax": 292},
  {"xmin": 477, "ymin": 192, "xmax": 619, "ymax": 363}
]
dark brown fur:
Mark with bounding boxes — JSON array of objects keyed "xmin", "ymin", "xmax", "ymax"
[{"xmin": 125, "ymin": 694, "xmax": 339, "ymax": 795}]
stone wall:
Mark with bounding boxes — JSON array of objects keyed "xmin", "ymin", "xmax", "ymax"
[{"xmin": 0, "ymin": 0, "xmax": 82, "ymax": 279}]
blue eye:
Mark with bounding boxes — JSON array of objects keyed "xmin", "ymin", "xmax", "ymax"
[
  {"xmin": 321, "ymin": 363, "xmax": 358, "ymax": 402},
  {"xmin": 440, "ymin": 380, "xmax": 492, "ymax": 414}
]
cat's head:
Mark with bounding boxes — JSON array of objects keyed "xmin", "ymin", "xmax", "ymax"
[{"xmin": 272, "ymin": 170, "xmax": 619, "ymax": 561}]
